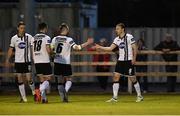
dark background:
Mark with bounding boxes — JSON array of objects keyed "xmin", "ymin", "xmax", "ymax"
[
  {"xmin": 1, "ymin": 0, "xmax": 180, "ymax": 27},
  {"xmin": 98, "ymin": 0, "xmax": 180, "ymax": 27}
]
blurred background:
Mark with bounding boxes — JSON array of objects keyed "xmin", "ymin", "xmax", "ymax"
[{"xmin": 0, "ymin": 0, "xmax": 180, "ymax": 93}]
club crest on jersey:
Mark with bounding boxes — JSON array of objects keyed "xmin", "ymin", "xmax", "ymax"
[
  {"xmin": 18, "ymin": 42, "xmax": 26, "ymax": 49},
  {"xmin": 119, "ymin": 42, "xmax": 125, "ymax": 49}
]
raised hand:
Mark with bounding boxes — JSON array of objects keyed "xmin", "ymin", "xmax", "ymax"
[{"xmin": 94, "ymin": 43, "xmax": 102, "ymax": 50}]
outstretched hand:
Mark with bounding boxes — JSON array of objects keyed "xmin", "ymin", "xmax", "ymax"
[{"xmin": 91, "ymin": 43, "xmax": 102, "ymax": 51}]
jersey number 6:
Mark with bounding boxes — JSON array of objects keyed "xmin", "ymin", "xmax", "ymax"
[{"xmin": 56, "ymin": 43, "xmax": 63, "ymax": 53}]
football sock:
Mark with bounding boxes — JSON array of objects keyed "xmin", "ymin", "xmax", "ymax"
[
  {"xmin": 18, "ymin": 82, "xmax": 26, "ymax": 99},
  {"xmin": 29, "ymin": 81, "xmax": 35, "ymax": 95},
  {"xmin": 112, "ymin": 82, "xmax": 119, "ymax": 99},
  {"xmin": 40, "ymin": 81, "xmax": 49, "ymax": 100},
  {"xmin": 58, "ymin": 83, "xmax": 66, "ymax": 101},
  {"xmin": 65, "ymin": 80, "xmax": 72, "ymax": 92},
  {"xmin": 133, "ymin": 81, "xmax": 142, "ymax": 97}
]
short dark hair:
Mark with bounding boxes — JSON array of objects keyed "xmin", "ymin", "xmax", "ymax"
[
  {"xmin": 38, "ymin": 22, "xmax": 48, "ymax": 31},
  {"xmin": 116, "ymin": 23, "xmax": 125, "ymax": 30},
  {"xmin": 17, "ymin": 21, "xmax": 25, "ymax": 27}
]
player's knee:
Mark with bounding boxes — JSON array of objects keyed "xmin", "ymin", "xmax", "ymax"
[
  {"xmin": 56, "ymin": 76, "xmax": 64, "ymax": 83},
  {"xmin": 113, "ymin": 74, "xmax": 120, "ymax": 81},
  {"xmin": 65, "ymin": 77, "xmax": 72, "ymax": 81},
  {"xmin": 17, "ymin": 82, "xmax": 24, "ymax": 85},
  {"xmin": 17, "ymin": 78, "xmax": 23, "ymax": 83},
  {"xmin": 130, "ymin": 77, "xmax": 137, "ymax": 83},
  {"xmin": 113, "ymin": 81, "xmax": 119, "ymax": 84},
  {"xmin": 40, "ymin": 85, "xmax": 45, "ymax": 92},
  {"xmin": 132, "ymin": 80, "xmax": 137, "ymax": 85}
]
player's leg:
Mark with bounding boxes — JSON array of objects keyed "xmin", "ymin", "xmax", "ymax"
[
  {"xmin": 40, "ymin": 63, "xmax": 52, "ymax": 103},
  {"xmin": 39, "ymin": 76, "xmax": 51, "ymax": 103},
  {"xmin": 112, "ymin": 73, "xmax": 121, "ymax": 99},
  {"xmin": 123, "ymin": 61, "xmax": 143, "ymax": 102},
  {"xmin": 64, "ymin": 64, "xmax": 72, "ymax": 93},
  {"xmin": 62, "ymin": 64, "xmax": 72, "ymax": 102},
  {"xmin": 45, "ymin": 76, "xmax": 51, "ymax": 94},
  {"xmin": 129, "ymin": 76, "xmax": 143, "ymax": 102},
  {"xmin": 26, "ymin": 72, "xmax": 35, "ymax": 95},
  {"xmin": 54, "ymin": 63, "xmax": 68, "ymax": 102},
  {"xmin": 35, "ymin": 63, "xmax": 52, "ymax": 103},
  {"xmin": 15, "ymin": 63, "xmax": 28, "ymax": 102},
  {"xmin": 25, "ymin": 63, "xmax": 35, "ymax": 95},
  {"xmin": 17, "ymin": 73, "xmax": 27, "ymax": 102},
  {"xmin": 57, "ymin": 75, "xmax": 68, "ymax": 102},
  {"xmin": 106, "ymin": 61, "xmax": 123, "ymax": 102},
  {"xmin": 106, "ymin": 72, "xmax": 120, "ymax": 102}
]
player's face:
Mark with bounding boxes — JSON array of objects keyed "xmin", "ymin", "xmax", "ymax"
[
  {"xmin": 64, "ymin": 28, "xmax": 69, "ymax": 35},
  {"xmin": 18, "ymin": 25, "xmax": 25, "ymax": 35},
  {"xmin": 115, "ymin": 26, "xmax": 124, "ymax": 36}
]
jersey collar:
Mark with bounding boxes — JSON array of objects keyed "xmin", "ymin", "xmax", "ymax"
[{"xmin": 118, "ymin": 33, "xmax": 126, "ymax": 40}]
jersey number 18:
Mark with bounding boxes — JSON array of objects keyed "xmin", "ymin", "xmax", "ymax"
[{"xmin": 34, "ymin": 40, "xmax": 42, "ymax": 52}]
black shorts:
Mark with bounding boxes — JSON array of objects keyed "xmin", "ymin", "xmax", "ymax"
[
  {"xmin": 35, "ymin": 63, "xmax": 52, "ymax": 75},
  {"xmin": 115, "ymin": 60, "xmax": 135, "ymax": 76},
  {"xmin": 15, "ymin": 62, "xmax": 31, "ymax": 73},
  {"xmin": 54, "ymin": 63, "xmax": 72, "ymax": 76}
]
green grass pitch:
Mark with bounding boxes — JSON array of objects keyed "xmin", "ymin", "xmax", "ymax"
[{"xmin": 0, "ymin": 93, "xmax": 180, "ymax": 115}]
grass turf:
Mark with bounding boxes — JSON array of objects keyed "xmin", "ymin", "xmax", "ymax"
[{"xmin": 0, "ymin": 93, "xmax": 180, "ymax": 115}]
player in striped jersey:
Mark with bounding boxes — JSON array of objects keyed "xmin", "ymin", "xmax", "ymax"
[
  {"xmin": 95, "ymin": 23, "xmax": 143, "ymax": 102},
  {"xmin": 31, "ymin": 22, "xmax": 52, "ymax": 103},
  {"xmin": 5, "ymin": 21, "xmax": 35, "ymax": 102},
  {"xmin": 51, "ymin": 23, "xmax": 94, "ymax": 102}
]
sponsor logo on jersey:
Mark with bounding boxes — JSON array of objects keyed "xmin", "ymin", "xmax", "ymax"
[
  {"xmin": 18, "ymin": 42, "xmax": 26, "ymax": 49},
  {"xmin": 119, "ymin": 42, "xmax": 125, "ymax": 49},
  {"xmin": 131, "ymin": 38, "xmax": 135, "ymax": 42}
]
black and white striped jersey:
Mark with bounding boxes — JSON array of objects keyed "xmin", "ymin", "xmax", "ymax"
[
  {"xmin": 113, "ymin": 33, "xmax": 136, "ymax": 61},
  {"xmin": 10, "ymin": 33, "xmax": 33, "ymax": 63}
]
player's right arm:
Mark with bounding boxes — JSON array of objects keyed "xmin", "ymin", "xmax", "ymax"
[
  {"xmin": 5, "ymin": 37, "xmax": 15, "ymax": 67},
  {"xmin": 95, "ymin": 43, "xmax": 117, "ymax": 52},
  {"xmin": 5, "ymin": 47, "xmax": 13, "ymax": 67}
]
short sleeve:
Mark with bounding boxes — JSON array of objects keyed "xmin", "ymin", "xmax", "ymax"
[
  {"xmin": 9, "ymin": 37, "xmax": 15, "ymax": 48},
  {"xmin": 129, "ymin": 35, "xmax": 136, "ymax": 44},
  {"xmin": 46, "ymin": 36, "xmax": 51, "ymax": 45},
  {"xmin": 112, "ymin": 38, "xmax": 118, "ymax": 46},
  {"xmin": 69, "ymin": 38, "xmax": 75, "ymax": 47}
]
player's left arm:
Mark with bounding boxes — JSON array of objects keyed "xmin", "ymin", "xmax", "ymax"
[{"xmin": 132, "ymin": 43, "xmax": 137, "ymax": 65}]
